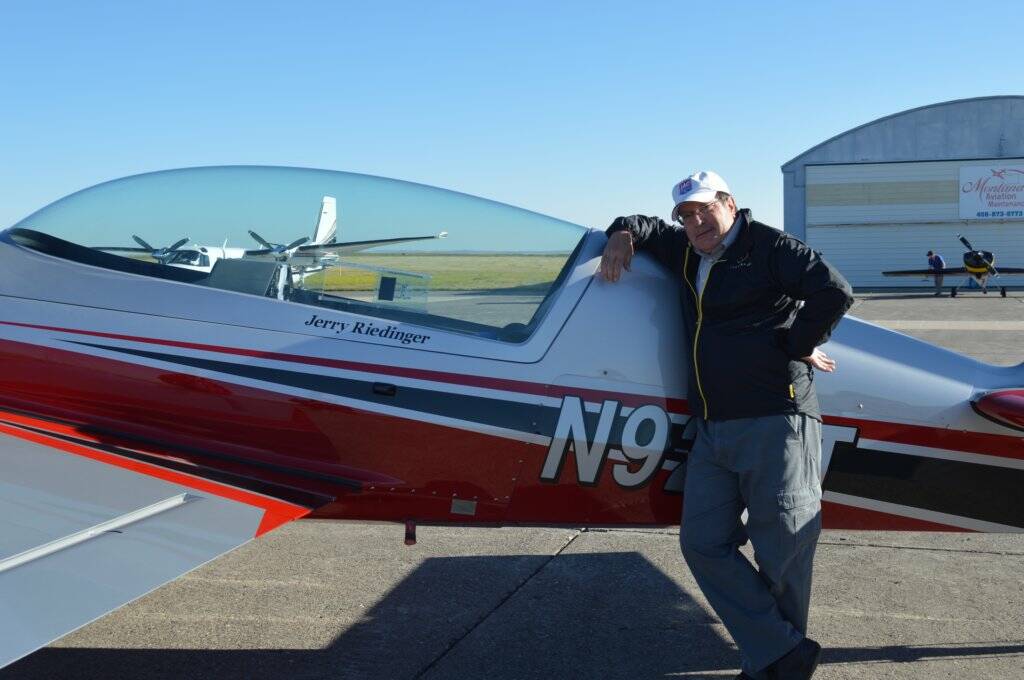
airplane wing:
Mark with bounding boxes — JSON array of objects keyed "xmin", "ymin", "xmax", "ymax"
[
  {"xmin": 0, "ymin": 407, "xmax": 329, "ymax": 669},
  {"xmin": 244, "ymin": 233, "xmax": 446, "ymax": 265},
  {"xmin": 93, "ymin": 247, "xmax": 152, "ymax": 255},
  {"xmin": 882, "ymin": 268, "xmax": 968, "ymax": 277},
  {"xmin": 994, "ymin": 267, "xmax": 1024, "ymax": 275}
]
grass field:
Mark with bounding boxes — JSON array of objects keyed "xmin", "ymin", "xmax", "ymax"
[{"xmin": 304, "ymin": 253, "xmax": 570, "ymax": 291}]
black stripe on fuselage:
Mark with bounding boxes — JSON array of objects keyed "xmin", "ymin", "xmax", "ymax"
[
  {"xmin": 825, "ymin": 442, "xmax": 1024, "ymax": 528},
  {"xmin": 68, "ymin": 341, "xmax": 694, "ymax": 452},
  {"xmin": 71, "ymin": 341, "xmax": 545, "ymax": 435}
]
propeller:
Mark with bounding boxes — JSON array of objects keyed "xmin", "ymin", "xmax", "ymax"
[
  {"xmin": 248, "ymin": 230, "xmax": 310, "ymax": 260},
  {"xmin": 132, "ymin": 235, "xmax": 189, "ymax": 263},
  {"xmin": 956, "ymin": 233, "xmax": 998, "ymax": 275}
]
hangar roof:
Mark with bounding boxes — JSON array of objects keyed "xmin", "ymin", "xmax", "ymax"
[{"xmin": 782, "ymin": 96, "xmax": 1024, "ymax": 171}]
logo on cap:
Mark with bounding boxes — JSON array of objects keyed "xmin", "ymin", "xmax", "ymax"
[{"xmin": 677, "ymin": 179, "xmax": 692, "ymax": 194}]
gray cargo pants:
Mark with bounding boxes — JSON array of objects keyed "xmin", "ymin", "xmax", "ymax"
[{"xmin": 680, "ymin": 413, "xmax": 822, "ymax": 678}]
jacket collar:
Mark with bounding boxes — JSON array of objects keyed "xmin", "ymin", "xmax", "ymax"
[{"xmin": 720, "ymin": 208, "xmax": 754, "ymax": 261}]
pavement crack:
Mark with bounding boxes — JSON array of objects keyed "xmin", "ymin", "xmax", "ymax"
[
  {"xmin": 820, "ymin": 539, "xmax": 1024, "ymax": 556},
  {"xmin": 412, "ymin": 530, "xmax": 583, "ymax": 679},
  {"xmin": 582, "ymin": 527, "xmax": 676, "ymax": 537}
]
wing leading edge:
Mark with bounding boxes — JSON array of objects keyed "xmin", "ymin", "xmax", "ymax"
[{"xmin": 0, "ymin": 410, "xmax": 325, "ymax": 669}]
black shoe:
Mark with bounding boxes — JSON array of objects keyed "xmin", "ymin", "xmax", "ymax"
[{"xmin": 768, "ymin": 637, "xmax": 822, "ymax": 679}]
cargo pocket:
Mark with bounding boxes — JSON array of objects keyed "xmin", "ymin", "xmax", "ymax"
[{"xmin": 777, "ymin": 484, "xmax": 821, "ymax": 554}]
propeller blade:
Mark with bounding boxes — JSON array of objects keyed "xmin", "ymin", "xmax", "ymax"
[
  {"xmin": 168, "ymin": 237, "xmax": 189, "ymax": 252},
  {"xmin": 132, "ymin": 235, "xmax": 154, "ymax": 251},
  {"xmin": 957, "ymin": 233, "xmax": 974, "ymax": 251},
  {"xmin": 249, "ymin": 230, "xmax": 274, "ymax": 250},
  {"xmin": 285, "ymin": 236, "xmax": 310, "ymax": 251}
]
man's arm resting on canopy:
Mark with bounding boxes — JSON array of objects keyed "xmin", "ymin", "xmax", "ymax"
[{"xmin": 601, "ymin": 215, "xmax": 685, "ymax": 282}]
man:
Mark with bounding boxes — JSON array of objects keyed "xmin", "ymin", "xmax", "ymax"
[
  {"xmin": 600, "ymin": 171, "xmax": 853, "ymax": 680},
  {"xmin": 927, "ymin": 250, "xmax": 945, "ymax": 296}
]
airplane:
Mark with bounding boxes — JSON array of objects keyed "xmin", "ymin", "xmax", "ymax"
[
  {"xmin": 882, "ymin": 234, "xmax": 1024, "ymax": 297},
  {"xmin": 0, "ymin": 166, "xmax": 1022, "ymax": 670},
  {"xmin": 100, "ymin": 195, "xmax": 446, "ymax": 275}
]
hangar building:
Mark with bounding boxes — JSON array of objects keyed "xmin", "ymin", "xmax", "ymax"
[{"xmin": 782, "ymin": 96, "xmax": 1024, "ymax": 288}]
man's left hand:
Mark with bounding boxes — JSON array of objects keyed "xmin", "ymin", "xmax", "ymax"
[{"xmin": 801, "ymin": 348, "xmax": 836, "ymax": 372}]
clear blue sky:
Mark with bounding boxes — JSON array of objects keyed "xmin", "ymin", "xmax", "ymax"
[{"xmin": 1, "ymin": 1, "xmax": 1019, "ymax": 233}]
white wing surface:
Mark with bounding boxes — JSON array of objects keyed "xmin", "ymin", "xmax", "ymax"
[{"xmin": 0, "ymin": 415, "xmax": 316, "ymax": 669}]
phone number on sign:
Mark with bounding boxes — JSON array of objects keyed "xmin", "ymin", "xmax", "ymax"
[{"xmin": 975, "ymin": 211, "xmax": 1024, "ymax": 218}]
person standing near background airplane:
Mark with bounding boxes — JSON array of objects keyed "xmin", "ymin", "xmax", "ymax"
[
  {"xmin": 927, "ymin": 250, "xmax": 945, "ymax": 296},
  {"xmin": 599, "ymin": 170, "xmax": 853, "ymax": 679}
]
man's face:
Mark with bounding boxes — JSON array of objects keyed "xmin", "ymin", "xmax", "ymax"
[{"xmin": 677, "ymin": 195, "xmax": 737, "ymax": 253}]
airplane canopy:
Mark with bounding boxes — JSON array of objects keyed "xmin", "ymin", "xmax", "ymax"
[
  {"xmin": 5, "ymin": 167, "xmax": 589, "ymax": 342},
  {"xmin": 11, "ymin": 166, "xmax": 585, "ymax": 255}
]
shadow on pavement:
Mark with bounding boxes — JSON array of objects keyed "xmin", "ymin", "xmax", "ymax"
[
  {"xmin": 823, "ymin": 641, "xmax": 1024, "ymax": 665},
  {"xmin": 8, "ymin": 640, "xmax": 1024, "ymax": 680},
  {"xmin": 4, "ymin": 552, "xmax": 713, "ymax": 680},
  {"xmin": 6, "ymin": 552, "xmax": 1023, "ymax": 679}
]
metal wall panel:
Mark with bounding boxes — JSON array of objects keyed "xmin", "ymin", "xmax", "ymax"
[
  {"xmin": 807, "ymin": 202, "xmax": 960, "ymax": 226},
  {"xmin": 806, "ymin": 159, "xmax": 1009, "ymax": 184},
  {"xmin": 808, "ymin": 222, "xmax": 1024, "ymax": 287},
  {"xmin": 807, "ymin": 180, "xmax": 956, "ymax": 206}
]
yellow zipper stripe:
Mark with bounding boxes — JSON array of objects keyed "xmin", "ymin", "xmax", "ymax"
[
  {"xmin": 683, "ymin": 247, "xmax": 699, "ymax": 302},
  {"xmin": 688, "ymin": 247, "xmax": 718, "ymax": 420}
]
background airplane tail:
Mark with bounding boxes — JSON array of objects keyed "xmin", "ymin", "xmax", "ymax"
[{"xmin": 312, "ymin": 196, "xmax": 337, "ymax": 244}]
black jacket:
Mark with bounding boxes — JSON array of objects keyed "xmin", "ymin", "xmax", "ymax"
[{"xmin": 607, "ymin": 209, "xmax": 853, "ymax": 421}]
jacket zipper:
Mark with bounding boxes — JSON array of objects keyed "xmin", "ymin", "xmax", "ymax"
[{"xmin": 683, "ymin": 247, "xmax": 718, "ymax": 419}]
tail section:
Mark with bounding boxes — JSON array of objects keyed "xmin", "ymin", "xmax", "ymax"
[{"xmin": 312, "ymin": 196, "xmax": 337, "ymax": 245}]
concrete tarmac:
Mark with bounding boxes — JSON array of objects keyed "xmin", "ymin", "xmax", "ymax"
[{"xmin": 3, "ymin": 292, "xmax": 1022, "ymax": 679}]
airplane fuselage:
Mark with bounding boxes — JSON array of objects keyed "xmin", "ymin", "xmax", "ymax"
[{"xmin": 1, "ymin": 227, "xmax": 1021, "ymax": 532}]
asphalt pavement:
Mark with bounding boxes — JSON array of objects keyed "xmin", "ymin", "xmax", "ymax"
[{"xmin": 3, "ymin": 292, "xmax": 1022, "ymax": 680}]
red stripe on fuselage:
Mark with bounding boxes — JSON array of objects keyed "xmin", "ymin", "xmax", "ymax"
[
  {"xmin": 0, "ymin": 321, "xmax": 688, "ymax": 412},
  {"xmin": 0, "ymin": 336, "xmax": 529, "ymax": 523},
  {"xmin": 821, "ymin": 499, "xmax": 966, "ymax": 531},
  {"xmin": 824, "ymin": 414, "xmax": 1024, "ymax": 462}
]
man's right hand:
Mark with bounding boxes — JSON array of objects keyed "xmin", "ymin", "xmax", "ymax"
[{"xmin": 600, "ymin": 231, "xmax": 634, "ymax": 282}]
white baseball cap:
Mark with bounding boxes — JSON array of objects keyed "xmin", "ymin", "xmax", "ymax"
[{"xmin": 671, "ymin": 170, "xmax": 731, "ymax": 220}]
